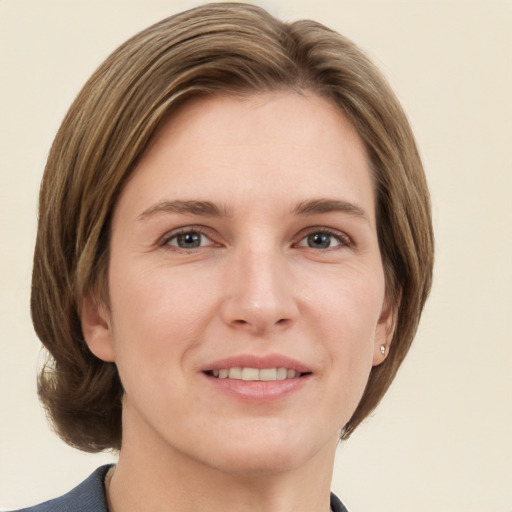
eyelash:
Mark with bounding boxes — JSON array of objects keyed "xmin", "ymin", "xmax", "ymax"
[
  {"xmin": 159, "ymin": 226, "xmax": 352, "ymax": 252},
  {"xmin": 160, "ymin": 226, "xmax": 215, "ymax": 251},
  {"xmin": 294, "ymin": 227, "xmax": 352, "ymax": 250}
]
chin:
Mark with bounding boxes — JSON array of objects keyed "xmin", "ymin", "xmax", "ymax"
[
  {"xmin": 197, "ymin": 424, "xmax": 336, "ymax": 476},
  {"xmin": 208, "ymin": 448, "xmax": 308, "ymax": 476}
]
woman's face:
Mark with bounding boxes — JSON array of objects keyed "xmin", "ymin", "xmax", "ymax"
[{"xmin": 84, "ymin": 92, "xmax": 393, "ymax": 474}]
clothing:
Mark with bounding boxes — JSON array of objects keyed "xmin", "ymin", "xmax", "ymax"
[
  {"xmin": 12, "ymin": 465, "xmax": 348, "ymax": 511},
  {"xmin": 330, "ymin": 492, "xmax": 349, "ymax": 512},
  {"xmin": 11, "ymin": 465, "xmax": 111, "ymax": 512}
]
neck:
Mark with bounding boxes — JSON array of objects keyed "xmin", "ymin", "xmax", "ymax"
[{"xmin": 107, "ymin": 408, "xmax": 337, "ymax": 512}]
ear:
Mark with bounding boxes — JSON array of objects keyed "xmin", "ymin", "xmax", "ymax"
[
  {"xmin": 372, "ymin": 292, "xmax": 399, "ymax": 367},
  {"xmin": 80, "ymin": 294, "xmax": 116, "ymax": 362}
]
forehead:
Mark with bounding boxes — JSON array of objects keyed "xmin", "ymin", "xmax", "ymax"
[
  {"xmin": 147, "ymin": 91, "xmax": 368, "ymax": 165},
  {"xmin": 115, "ymin": 91, "xmax": 375, "ymax": 223}
]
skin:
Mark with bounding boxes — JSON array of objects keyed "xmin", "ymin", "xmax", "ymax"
[{"xmin": 81, "ymin": 92, "xmax": 395, "ymax": 512}]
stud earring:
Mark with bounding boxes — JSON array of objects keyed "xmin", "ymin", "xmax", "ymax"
[{"xmin": 380, "ymin": 345, "xmax": 386, "ymax": 355}]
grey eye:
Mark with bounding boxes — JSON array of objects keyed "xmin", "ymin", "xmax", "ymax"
[
  {"xmin": 178, "ymin": 232, "xmax": 201, "ymax": 248},
  {"xmin": 307, "ymin": 233, "xmax": 334, "ymax": 248},
  {"xmin": 297, "ymin": 232, "xmax": 342, "ymax": 249},
  {"xmin": 167, "ymin": 231, "xmax": 207, "ymax": 249}
]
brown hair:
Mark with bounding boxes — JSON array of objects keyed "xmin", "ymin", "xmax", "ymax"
[{"xmin": 32, "ymin": 2, "xmax": 434, "ymax": 451}]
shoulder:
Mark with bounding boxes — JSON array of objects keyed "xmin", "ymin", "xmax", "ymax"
[
  {"xmin": 10, "ymin": 465, "xmax": 112, "ymax": 512},
  {"xmin": 330, "ymin": 492, "xmax": 350, "ymax": 512}
]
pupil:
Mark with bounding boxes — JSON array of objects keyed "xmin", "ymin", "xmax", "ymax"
[
  {"xmin": 178, "ymin": 232, "xmax": 201, "ymax": 248},
  {"xmin": 308, "ymin": 233, "xmax": 330, "ymax": 249}
]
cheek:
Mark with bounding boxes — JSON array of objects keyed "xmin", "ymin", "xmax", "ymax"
[
  {"xmin": 110, "ymin": 258, "xmax": 216, "ymax": 332},
  {"xmin": 304, "ymin": 265, "xmax": 384, "ymax": 388},
  {"xmin": 106, "ymin": 260, "xmax": 219, "ymax": 382},
  {"xmin": 105, "ymin": 266, "xmax": 207, "ymax": 420},
  {"xmin": 304, "ymin": 262, "xmax": 385, "ymax": 338}
]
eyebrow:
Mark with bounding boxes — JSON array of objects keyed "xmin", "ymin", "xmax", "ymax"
[
  {"xmin": 137, "ymin": 200, "xmax": 231, "ymax": 221},
  {"xmin": 137, "ymin": 198, "xmax": 370, "ymax": 223},
  {"xmin": 293, "ymin": 198, "xmax": 370, "ymax": 223}
]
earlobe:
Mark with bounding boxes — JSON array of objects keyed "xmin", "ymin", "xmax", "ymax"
[
  {"xmin": 372, "ymin": 294, "xmax": 399, "ymax": 366},
  {"xmin": 80, "ymin": 294, "xmax": 116, "ymax": 362}
]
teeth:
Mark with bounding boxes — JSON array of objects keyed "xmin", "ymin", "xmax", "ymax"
[
  {"xmin": 260, "ymin": 368, "xmax": 277, "ymax": 381},
  {"xmin": 276, "ymin": 367, "xmax": 287, "ymax": 380},
  {"xmin": 242, "ymin": 368, "xmax": 259, "ymax": 381},
  {"xmin": 228, "ymin": 367, "xmax": 242, "ymax": 379},
  {"xmin": 211, "ymin": 367, "xmax": 301, "ymax": 381}
]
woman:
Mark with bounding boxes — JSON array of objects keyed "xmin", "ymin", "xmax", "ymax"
[{"xmin": 17, "ymin": 2, "xmax": 433, "ymax": 511}]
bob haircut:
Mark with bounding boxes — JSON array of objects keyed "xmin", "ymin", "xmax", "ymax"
[{"xmin": 32, "ymin": 2, "xmax": 434, "ymax": 452}]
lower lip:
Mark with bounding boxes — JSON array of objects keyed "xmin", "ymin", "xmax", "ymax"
[{"xmin": 204, "ymin": 374, "xmax": 311, "ymax": 403}]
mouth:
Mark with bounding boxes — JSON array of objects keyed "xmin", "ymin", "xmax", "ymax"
[
  {"xmin": 201, "ymin": 354, "xmax": 313, "ymax": 401},
  {"xmin": 205, "ymin": 367, "xmax": 310, "ymax": 381}
]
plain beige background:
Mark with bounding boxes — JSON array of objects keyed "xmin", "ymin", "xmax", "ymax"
[{"xmin": 1, "ymin": 0, "xmax": 511, "ymax": 510}]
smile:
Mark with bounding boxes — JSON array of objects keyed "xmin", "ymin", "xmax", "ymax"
[
  {"xmin": 207, "ymin": 367, "xmax": 303, "ymax": 381},
  {"xmin": 201, "ymin": 354, "xmax": 313, "ymax": 401}
]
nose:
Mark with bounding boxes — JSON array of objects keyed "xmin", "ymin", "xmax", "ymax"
[{"xmin": 220, "ymin": 246, "xmax": 299, "ymax": 335}]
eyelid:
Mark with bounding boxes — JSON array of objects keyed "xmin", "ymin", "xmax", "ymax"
[
  {"xmin": 157, "ymin": 224, "xmax": 352, "ymax": 251},
  {"xmin": 158, "ymin": 225, "xmax": 218, "ymax": 249},
  {"xmin": 294, "ymin": 227, "xmax": 352, "ymax": 249}
]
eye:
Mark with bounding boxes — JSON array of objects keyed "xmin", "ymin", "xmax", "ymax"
[
  {"xmin": 295, "ymin": 230, "xmax": 348, "ymax": 249},
  {"xmin": 163, "ymin": 229, "xmax": 213, "ymax": 250}
]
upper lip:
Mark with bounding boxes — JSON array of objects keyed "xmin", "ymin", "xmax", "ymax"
[{"xmin": 201, "ymin": 353, "xmax": 312, "ymax": 374}]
